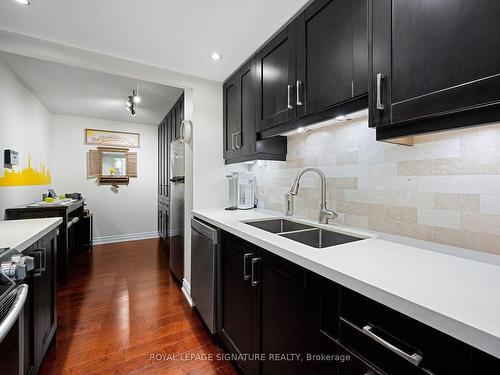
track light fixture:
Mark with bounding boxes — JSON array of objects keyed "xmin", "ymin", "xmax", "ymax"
[{"xmin": 126, "ymin": 88, "xmax": 139, "ymax": 116}]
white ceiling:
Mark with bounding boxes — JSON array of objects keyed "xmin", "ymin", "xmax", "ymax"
[
  {"xmin": 0, "ymin": 51, "xmax": 183, "ymax": 125},
  {"xmin": 0, "ymin": 0, "xmax": 309, "ymax": 82}
]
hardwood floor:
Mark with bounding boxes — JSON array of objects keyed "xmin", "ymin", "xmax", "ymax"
[{"xmin": 40, "ymin": 238, "xmax": 237, "ymax": 375}]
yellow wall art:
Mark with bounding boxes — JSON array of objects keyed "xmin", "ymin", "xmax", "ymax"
[{"xmin": 0, "ymin": 157, "xmax": 52, "ymax": 187}]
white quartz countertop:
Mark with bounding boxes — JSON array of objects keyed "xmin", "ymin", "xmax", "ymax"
[
  {"xmin": 0, "ymin": 218, "xmax": 62, "ymax": 251},
  {"xmin": 192, "ymin": 207, "xmax": 500, "ymax": 359}
]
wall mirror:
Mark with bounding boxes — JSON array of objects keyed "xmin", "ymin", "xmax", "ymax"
[
  {"xmin": 87, "ymin": 147, "xmax": 137, "ymax": 184},
  {"xmin": 102, "ymin": 151, "xmax": 127, "ymax": 177}
]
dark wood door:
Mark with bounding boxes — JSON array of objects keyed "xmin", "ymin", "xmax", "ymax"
[
  {"xmin": 172, "ymin": 103, "xmax": 178, "ymax": 140},
  {"xmin": 255, "ymin": 24, "xmax": 297, "ymax": 130},
  {"xmin": 23, "ymin": 260, "xmax": 35, "ymax": 375},
  {"xmin": 236, "ymin": 60, "xmax": 256, "ymax": 158},
  {"xmin": 352, "ymin": 0, "xmax": 368, "ymax": 98},
  {"xmin": 257, "ymin": 251, "xmax": 309, "ymax": 375},
  {"xmin": 31, "ymin": 232, "xmax": 57, "ymax": 373},
  {"xmin": 370, "ymin": 0, "xmax": 500, "ymax": 128},
  {"xmin": 173, "ymin": 97, "xmax": 183, "ymax": 140},
  {"xmin": 296, "ymin": 0, "xmax": 353, "ymax": 117},
  {"xmin": 220, "ymin": 234, "xmax": 259, "ymax": 375},
  {"xmin": 223, "ymin": 74, "xmax": 239, "ymax": 159},
  {"xmin": 162, "ymin": 121, "xmax": 166, "ymax": 196},
  {"xmin": 158, "ymin": 208, "xmax": 162, "ymax": 236},
  {"xmin": 164, "ymin": 117, "xmax": 169, "ymax": 196},
  {"xmin": 158, "ymin": 123, "xmax": 162, "ymax": 196}
]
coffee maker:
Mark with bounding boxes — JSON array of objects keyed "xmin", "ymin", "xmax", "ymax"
[{"xmin": 225, "ymin": 172, "xmax": 256, "ymax": 210}]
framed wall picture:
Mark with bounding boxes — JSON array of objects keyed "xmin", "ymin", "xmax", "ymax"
[{"xmin": 85, "ymin": 128, "xmax": 140, "ymax": 148}]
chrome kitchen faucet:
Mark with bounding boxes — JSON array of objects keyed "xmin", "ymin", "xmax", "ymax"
[{"xmin": 284, "ymin": 168, "xmax": 338, "ymax": 224}]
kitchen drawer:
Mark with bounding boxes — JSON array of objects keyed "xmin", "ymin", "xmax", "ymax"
[
  {"xmin": 317, "ymin": 331, "xmax": 385, "ymax": 375},
  {"xmin": 340, "ymin": 287, "xmax": 469, "ymax": 375}
]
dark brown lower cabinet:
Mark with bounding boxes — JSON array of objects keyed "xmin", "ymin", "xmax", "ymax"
[
  {"xmin": 258, "ymin": 251, "xmax": 311, "ymax": 375},
  {"xmin": 219, "ymin": 233, "xmax": 318, "ymax": 375},
  {"xmin": 219, "ymin": 231, "xmax": 500, "ymax": 375},
  {"xmin": 219, "ymin": 233, "xmax": 259, "ymax": 375},
  {"xmin": 24, "ymin": 229, "xmax": 58, "ymax": 374}
]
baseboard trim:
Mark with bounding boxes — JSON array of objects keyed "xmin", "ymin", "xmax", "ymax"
[
  {"xmin": 93, "ymin": 231, "xmax": 159, "ymax": 245},
  {"xmin": 181, "ymin": 279, "xmax": 195, "ymax": 307}
]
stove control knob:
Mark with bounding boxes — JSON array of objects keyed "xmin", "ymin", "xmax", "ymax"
[
  {"xmin": 14, "ymin": 264, "xmax": 27, "ymax": 280},
  {"xmin": 11, "ymin": 254, "xmax": 35, "ymax": 271},
  {"xmin": 1, "ymin": 261, "xmax": 27, "ymax": 280}
]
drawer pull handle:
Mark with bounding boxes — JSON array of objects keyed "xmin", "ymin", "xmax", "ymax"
[
  {"xmin": 243, "ymin": 253, "xmax": 254, "ymax": 280},
  {"xmin": 362, "ymin": 325, "xmax": 423, "ymax": 367},
  {"xmin": 251, "ymin": 257, "xmax": 262, "ymax": 287},
  {"xmin": 376, "ymin": 73, "xmax": 385, "ymax": 110},
  {"xmin": 296, "ymin": 80, "xmax": 303, "ymax": 106}
]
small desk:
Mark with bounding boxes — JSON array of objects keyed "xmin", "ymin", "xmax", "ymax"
[{"xmin": 5, "ymin": 199, "xmax": 85, "ymax": 286}]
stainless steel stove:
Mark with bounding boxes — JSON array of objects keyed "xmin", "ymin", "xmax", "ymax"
[{"xmin": 0, "ymin": 248, "xmax": 33, "ymax": 375}]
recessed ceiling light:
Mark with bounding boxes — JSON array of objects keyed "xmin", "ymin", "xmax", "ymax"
[
  {"xmin": 15, "ymin": 0, "xmax": 30, "ymax": 5},
  {"xmin": 296, "ymin": 127, "xmax": 311, "ymax": 134},
  {"xmin": 132, "ymin": 89, "xmax": 141, "ymax": 103},
  {"xmin": 210, "ymin": 52, "xmax": 223, "ymax": 61}
]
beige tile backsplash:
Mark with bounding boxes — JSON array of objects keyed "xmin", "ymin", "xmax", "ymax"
[{"xmin": 248, "ymin": 116, "xmax": 500, "ymax": 256}]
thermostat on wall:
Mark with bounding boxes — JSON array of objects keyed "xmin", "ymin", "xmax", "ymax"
[{"xmin": 4, "ymin": 149, "xmax": 19, "ymax": 167}]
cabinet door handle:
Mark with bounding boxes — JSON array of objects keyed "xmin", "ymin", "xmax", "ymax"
[
  {"xmin": 376, "ymin": 73, "xmax": 385, "ymax": 110},
  {"xmin": 296, "ymin": 81, "xmax": 303, "ymax": 106},
  {"xmin": 362, "ymin": 324, "xmax": 422, "ymax": 367},
  {"xmin": 287, "ymin": 85, "xmax": 293, "ymax": 109},
  {"xmin": 243, "ymin": 253, "xmax": 254, "ymax": 280},
  {"xmin": 180, "ymin": 120, "xmax": 185, "ymax": 143},
  {"xmin": 251, "ymin": 257, "xmax": 262, "ymax": 287},
  {"xmin": 231, "ymin": 133, "xmax": 235, "ymax": 150},
  {"xmin": 32, "ymin": 248, "xmax": 46, "ymax": 277},
  {"xmin": 236, "ymin": 132, "xmax": 241, "ymax": 149}
]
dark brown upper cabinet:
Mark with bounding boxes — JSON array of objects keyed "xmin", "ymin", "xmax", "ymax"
[
  {"xmin": 224, "ymin": 58, "xmax": 287, "ymax": 164},
  {"xmin": 256, "ymin": 0, "xmax": 368, "ymax": 137},
  {"xmin": 238, "ymin": 62, "xmax": 258, "ymax": 157},
  {"xmin": 296, "ymin": 0, "xmax": 368, "ymax": 117},
  {"xmin": 223, "ymin": 73, "xmax": 239, "ymax": 160},
  {"xmin": 224, "ymin": 0, "xmax": 369, "ymax": 161},
  {"xmin": 370, "ymin": 0, "xmax": 500, "ymax": 140},
  {"xmin": 255, "ymin": 25, "xmax": 297, "ymax": 131}
]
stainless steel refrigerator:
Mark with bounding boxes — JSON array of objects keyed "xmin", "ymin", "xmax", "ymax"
[{"xmin": 168, "ymin": 138, "xmax": 185, "ymax": 282}]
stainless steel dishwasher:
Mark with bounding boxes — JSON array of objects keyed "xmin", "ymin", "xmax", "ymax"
[{"xmin": 190, "ymin": 217, "xmax": 220, "ymax": 334}]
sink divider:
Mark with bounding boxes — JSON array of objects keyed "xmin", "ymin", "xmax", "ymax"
[{"xmin": 277, "ymin": 228, "xmax": 319, "ymax": 236}]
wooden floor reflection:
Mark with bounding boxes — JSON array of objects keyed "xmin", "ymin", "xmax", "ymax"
[{"xmin": 40, "ymin": 238, "xmax": 237, "ymax": 374}]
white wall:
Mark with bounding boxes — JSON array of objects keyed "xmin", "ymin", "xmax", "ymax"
[
  {"xmin": 183, "ymin": 83, "xmax": 225, "ymax": 288},
  {"xmin": 50, "ymin": 115, "xmax": 158, "ymax": 243},
  {"xmin": 0, "ymin": 30, "xmax": 226, "ymax": 296},
  {"xmin": 0, "ymin": 59, "xmax": 52, "ymax": 218}
]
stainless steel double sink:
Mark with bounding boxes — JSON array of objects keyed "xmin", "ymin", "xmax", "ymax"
[{"xmin": 243, "ymin": 218, "xmax": 365, "ymax": 248}]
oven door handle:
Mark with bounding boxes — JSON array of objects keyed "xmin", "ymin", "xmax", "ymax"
[{"xmin": 0, "ymin": 284, "xmax": 28, "ymax": 342}]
